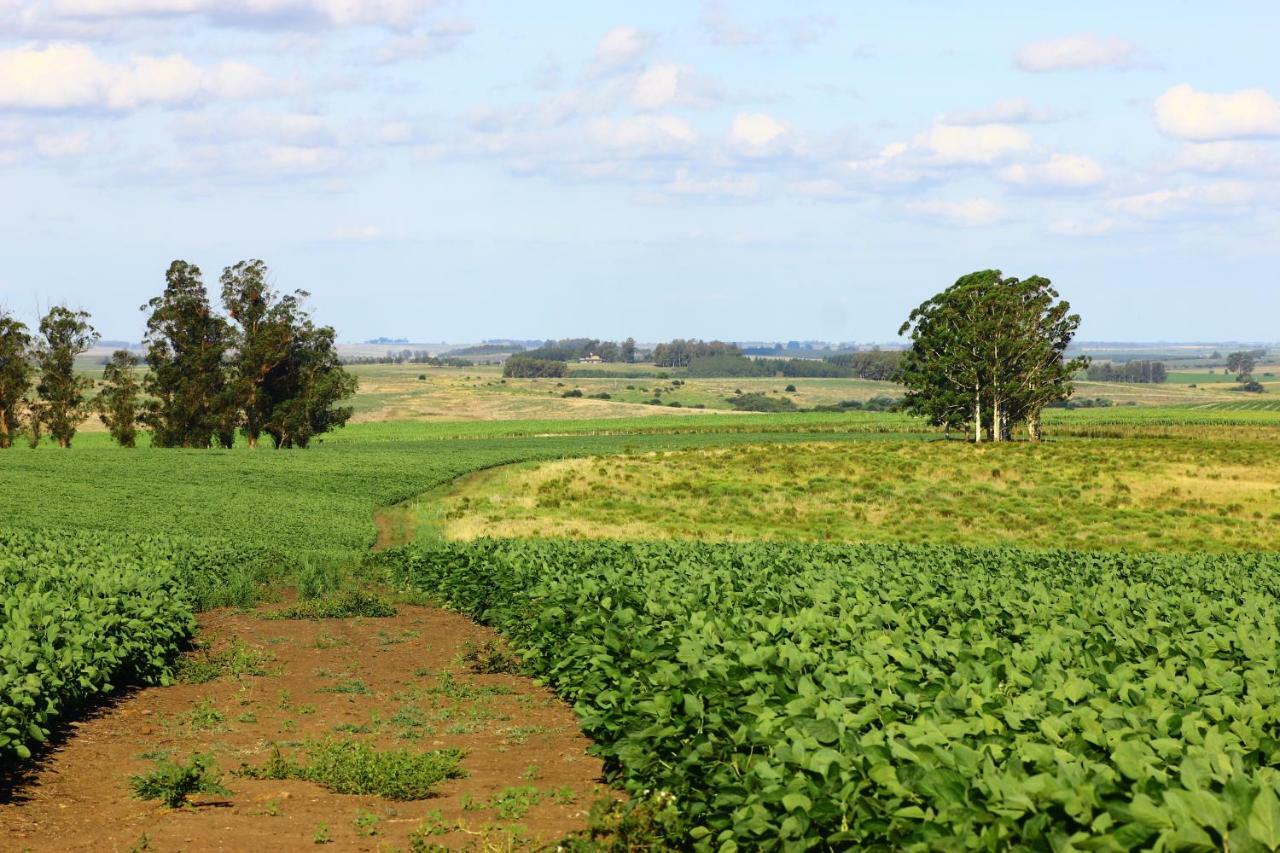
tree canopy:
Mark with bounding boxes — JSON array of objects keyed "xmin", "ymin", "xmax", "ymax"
[{"xmin": 898, "ymin": 270, "xmax": 1087, "ymax": 442}]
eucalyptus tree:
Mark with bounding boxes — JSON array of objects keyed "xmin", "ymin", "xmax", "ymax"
[
  {"xmin": 899, "ymin": 270, "xmax": 1086, "ymax": 442},
  {"xmin": 97, "ymin": 350, "xmax": 142, "ymax": 447},
  {"xmin": 34, "ymin": 306, "xmax": 99, "ymax": 448},
  {"xmin": 140, "ymin": 260, "xmax": 233, "ymax": 448},
  {"xmin": 0, "ymin": 311, "xmax": 33, "ymax": 449}
]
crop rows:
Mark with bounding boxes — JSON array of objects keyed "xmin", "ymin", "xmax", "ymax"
[
  {"xmin": 383, "ymin": 539, "xmax": 1280, "ymax": 850},
  {"xmin": 0, "ymin": 529, "xmax": 270, "ymax": 764}
]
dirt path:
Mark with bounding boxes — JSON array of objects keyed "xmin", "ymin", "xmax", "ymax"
[{"xmin": 0, "ymin": 603, "xmax": 607, "ymax": 851}]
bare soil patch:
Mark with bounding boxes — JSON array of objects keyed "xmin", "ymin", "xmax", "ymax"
[{"xmin": 0, "ymin": 604, "xmax": 606, "ymax": 851}]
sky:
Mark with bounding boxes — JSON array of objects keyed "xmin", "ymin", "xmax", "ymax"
[{"xmin": 0, "ymin": 1, "xmax": 1277, "ymax": 344}]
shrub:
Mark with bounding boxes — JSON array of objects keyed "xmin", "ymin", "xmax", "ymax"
[
  {"xmin": 503, "ymin": 356, "xmax": 567, "ymax": 378},
  {"xmin": 242, "ymin": 739, "xmax": 465, "ymax": 800},
  {"xmin": 130, "ymin": 753, "xmax": 230, "ymax": 808}
]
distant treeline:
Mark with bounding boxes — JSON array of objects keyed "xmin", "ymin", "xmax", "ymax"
[
  {"xmin": 523, "ymin": 337, "xmax": 639, "ymax": 363},
  {"xmin": 684, "ymin": 350, "xmax": 904, "ymax": 381},
  {"xmin": 1085, "ymin": 361, "xmax": 1168, "ymax": 384},
  {"xmin": 450, "ymin": 343, "xmax": 524, "ymax": 356},
  {"xmin": 343, "ymin": 350, "xmax": 474, "ymax": 367},
  {"xmin": 651, "ymin": 339, "xmax": 741, "ymax": 368},
  {"xmin": 503, "ymin": 355, "xmax": 568, "ymax": 378}
]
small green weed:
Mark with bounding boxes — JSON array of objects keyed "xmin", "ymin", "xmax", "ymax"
[
  {"xmin": 460, "ymin": 639, "xmax": 522, "ymax": 674},
  {"xmin": 129, "ymin": 753, "xmax": 230, "ymax": 809},
  {"xmin": 267, "ymin": 590, "xmax": 397, "ymax": 620},
  {"xmin": 240, "ymin": 739, "xmax": 465, "ymax": 800}
]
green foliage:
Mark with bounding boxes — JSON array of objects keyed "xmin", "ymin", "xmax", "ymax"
[
  {"xmin": 242, "ymin": 739, "xmax": 465, "ymax": 799},
  {"xmin": 387, "ymin": 538, "xmax": 1280, "ymax": 850},
  {"xmin": 0, "ymin": 309, "xmax": 33, "ymax": 449},
  {"xmin": 267, "ymin": 589, "xmax": 397, "ymax": 619},
  {"xmin": 460, "ymin": 638, "xmax": 522, "ymax": 674},
  {"xmin": 129, "ymin": 753, "xmax": 230, "ymax": 808},
  {"xmin": 141, "ymin": 260, "xmax": 234, "ymax": 448},
  {"xmin": 503, "ymin": 355, "xmax": 568, "ymax": 378},
  {"xmin": 33, "ymin": 305, "xmax": 99, "ymax": 448},
  {"xmin": 97, "ymin": 350, "xmax": 142, "ymax": 447},
  {"xmin": 725, "ymin": 392, "xmax": 797, "ymax": 412}
]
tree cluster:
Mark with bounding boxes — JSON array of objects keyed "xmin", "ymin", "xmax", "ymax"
[
  {"xmin": 651, "ymin": 339, "xmax": 741, "ymax": 368},
  {"xmin": 898, "ymin": 270, "xmax": 1087, "ymax": 442},
  {"xmin": 142, "ymin": 259, "xmax": 356, "ymax": 449},
  {"xmin": 342, "ymin": 350, "xmax": 474, "ymax": 367},
  {"xmin": 1085, "ymin": 360, "xmax": 1168, "ymax": 384},
  {"xmin": 1226, "ymin": 349, "xmax": 1268, "ymax": 393},
  {"xmin": 502, "ymin": 355, "xmax": 568, "ymax": 378},
  {"xmin": 521, "ymin": 337, "xmax": 639, "ymax": 364},
  {"xmin": 0, "ymin": 307, "xmax": 100, "ymax": 449}
]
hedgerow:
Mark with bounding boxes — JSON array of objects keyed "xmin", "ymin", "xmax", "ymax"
[
  {"xmin": 382, "ymin": 538, "xmax": 1280, "ymax": 850},
  {"xmin": 0, "ymin": 529, "xmax": 272, "ymax": 764}
]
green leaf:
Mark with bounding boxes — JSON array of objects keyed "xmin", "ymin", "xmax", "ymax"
[{"xmin": 1249, "ymin": 785, "xmax": 1280, "ymax": 850}]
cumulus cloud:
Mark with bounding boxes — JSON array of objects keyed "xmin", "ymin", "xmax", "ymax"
[
  {"xmin": 1049, "ymin": 218, "xmax": 1123, "ymax": 237},
  {"xmin": 906, "ymin": 198, "xmax": 1002, "ymax": 226},
  {"xmin": 630, "ymin": 63, "xmax": 719, "ymax": 111},
  {"xmin": 1155, "ymin": 84, "xmax": 1280, "ymax": 141},
  {"xmin": 585, "ymin": 115, "xmax": 697, "ymax": 157},
  {"xmin": 374, "ymin": 18, "xmax": 474, "ymax": 63},
  {"xmin": 0, "ymin": 43, "xmax": 277, "ymax": 110},
  {"xmin": 1169, "ymin": 141, "xmax": 1280, "ymax": 177},
  {"xmin": 999, "ymin": 153, "xmax": 1105, "ymax": 189},
  {"xmin": 593, "ymin": 25, "xmax": 654, "ymax": 73},
  {"xmin": 942, "ymin": 97, "xmax": 1057, "ymax": 126},
  {"xmin": 906, "ymin": 123, "xmax": 1031, "ymax": 165},
  {"xmin": 728, "ymin": 112, "xmax": 789, "ymax": 156},
  {"xmin": 174, "ymin": 109, "xmax": 334, "ymax": 144},
  {"xmin": 1108, "ymin": 182, "xmax": 1254, "ymax": 221},
  {"xmin": 1015, "ymin": 33, "xmax": 1138, "ymax": 72}
]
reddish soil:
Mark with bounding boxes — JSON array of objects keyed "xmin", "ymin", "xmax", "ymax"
[{"xmin": 0, "ymin": 604, "xmax": 608, "ymax": 851}]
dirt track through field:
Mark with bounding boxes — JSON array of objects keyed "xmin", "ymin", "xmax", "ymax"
[{"xmin": 0, "ymin": 604, "xmax": 607, "ymax": 851}]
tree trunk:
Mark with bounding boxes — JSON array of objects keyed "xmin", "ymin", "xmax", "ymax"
[
  {"xmin": 991, "ymin": 396, "xmax": 1002, "ymax": 443},
  {"xmin": 973, "ymin": 386, "xmax": 982, "ymax": 444},
  {"xmin": 1028, "ymin": 410, "xmax": 1042, "ymax": 442},
  {"xmin": 247, "ymin": 433, "xmax": 258, "ymax": 450}
]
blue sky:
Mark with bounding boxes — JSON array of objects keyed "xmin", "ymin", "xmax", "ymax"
[{"xmin": 1, "ymin": 1, "xmax": 1277, "ymax": 343}]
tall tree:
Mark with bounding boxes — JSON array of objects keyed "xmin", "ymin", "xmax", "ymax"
[
  {"xmin": 97, "ymin": 350, "xmax": 142, "ymax": 448},
  {"xmin": 33, "ymin": 306, "xmax": 99, "ymax": 448},
  {"xmin": 220, "ymin": 260, "xmax": 302, "ymax": 449},
  {"xmin": 0, "ymin": 311, "xmax": 33, "ymax": 449},
  {"xmin": 262, "ymin": 322, "xmax": 356, "ymax": 448},
  {"xmin": 140, "ymin": 260, "xmax": 232, "ymax": 448},
  {"xmin": 621, "ymin": 337, "xmax": 637, "ymax": 364},
  {"xmin": 899, "ymin": 270, "xmax": 1086, "ymax": 442}
]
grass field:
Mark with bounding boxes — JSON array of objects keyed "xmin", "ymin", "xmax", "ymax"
[{"xmin": 437, "ymin": 438, "xmax": 1280, "ymax": 553}]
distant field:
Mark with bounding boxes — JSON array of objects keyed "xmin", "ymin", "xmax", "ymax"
[{"xmin": 437, "ymin": 438, "xmax": 1280, "ymax": 553}]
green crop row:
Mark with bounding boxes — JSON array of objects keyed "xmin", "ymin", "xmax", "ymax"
[
  {"xmin": 0, "ymin": 529, "xmax": 272, "ymax": 764},
  {"xmin": 381, "ymin": 539, "xmax": 1280, "ymax": 851}
]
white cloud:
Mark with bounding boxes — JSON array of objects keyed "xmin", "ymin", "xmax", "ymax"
[
  {"xmin": 1015, "ymin": 33, "xmax": 1138, "ymax": 72},
  {"xmin": 906, "ymin": 198, "xmax": 1002, "ymax": 226},
  {"xmin": 48, "ymin": 0, "xmax": 443, "ymax": 31},
  {"xmin": 906, "ymin": 123, "xmax": 1031, "ymax": 165},
  {"xmin": 0, "ymin": 43, "xmax": 277, "ymax": 110},
  {"xmin": 34, "ymin": 130, "xmax": 91, "ymax": 157},
  {"xmin": 1169, "ymin": 141, "xmax": 1280, "ymax": 177},
  {"xmin": 1050, "ymin": 218, "xmax": 1123, "ymax": 237},
  {"xmin": 374, "ymin": 18, "xmax": 474, "ymax": 63},
  {"xmin": 328, "ymin": 223, "xmax": 383, "ymax": 240},
  {"xmin": 174, "ymin": 109, "xmax": 334, "ymax": 144},
  {"xmin": 1000, "ymin": 153, "xmax": 1105, "ymax": 189},
  {"xmin": 630, "ymin": 63, "xmax": 719, "ymax": 111},
  {"xmin": 942, "ymin": 97, "xmax": 1057, "ymax": 126},
  {"xmin": 586, "ymin": 115, "xmax": 697, "ymax": 157},
  {"xmin": 593, "ymin": 25, "xmax": 654, "ymax": 73},
  {"xmin": 663, "ymin": 168, "xmax": 757, "ymax": 200},
  {"xmin": 1155, "ymin": 84, "xmax": 1280, "ymax": 142},
  {"xmin": 262, "ymin": 144, "xmax": 346, "ymax": 173},
  {"xmin": 1108, "ymin": 182, "xmax": 1254, "ymax": 221},
  {"xmin": 699, "ymin": 0, "xmax": 833, "ymax": 49},
  {"xmin": 728, "ymin": 112, "xmax": 789, "ymax": 156}
]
